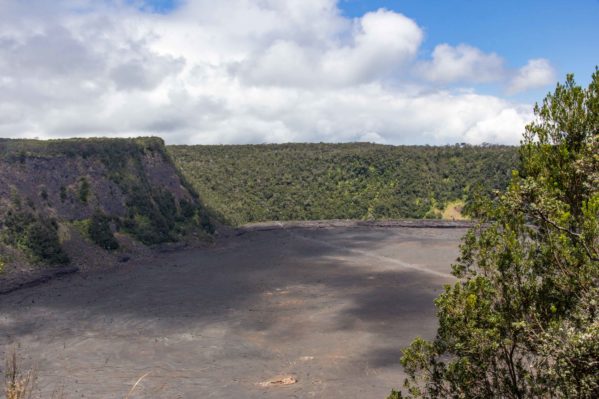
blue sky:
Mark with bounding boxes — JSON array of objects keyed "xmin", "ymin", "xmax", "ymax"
[
  {"xmin": 340, "ymin": 0, "xmax": 599, "ymax": 87},
  {"xmin": 131, "ymin": 0, "xmax": 179, "ymax": 13},
  {"xmin": 1, "ymin": 0, "xmax": 597, "ymax": 144}
]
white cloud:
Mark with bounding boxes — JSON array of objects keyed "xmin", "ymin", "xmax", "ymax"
[
  {"xmin": 320, "ymin": 9, "xmax": 423, "ymax": 85},
  {"xmin": 464, "ymin": 107, "xmax": 531, "ymax": 144},
  {"xmin": 0, "ymin": 0, "xmax": 542, "ymax": 144},
  {"xmin": 417, "ymin": 44, "xmax": 505, "ymax": 83},
  {"xmin": 203, "ymin": 8, "xmax": 423, "ymax": 88},
  {"xmin": 508, "ymin": 58, "xmax": 556, "ymax": 94}
]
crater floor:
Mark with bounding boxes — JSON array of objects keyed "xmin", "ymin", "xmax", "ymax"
[{"xmin": 0, "ymin": 226, "xmax": 465, "ymax": 398}]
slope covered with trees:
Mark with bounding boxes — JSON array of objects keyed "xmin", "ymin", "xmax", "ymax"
[{"xmin": 169, "ymin": 143, "xmax": 518, "ymax": 225}]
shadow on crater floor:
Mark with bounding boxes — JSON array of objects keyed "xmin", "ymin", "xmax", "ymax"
[{"xmin": 0, "ymin": 226, "xmax": 465, "ymax": 398}]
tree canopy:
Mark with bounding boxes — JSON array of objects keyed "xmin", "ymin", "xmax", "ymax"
[
  {"xmin": 395, "ymin": 71, "xmax": 598, "ymax": 398},
  {"xmin": 170, "ymin": 143, "xmax": 517, "ymax": 225}
]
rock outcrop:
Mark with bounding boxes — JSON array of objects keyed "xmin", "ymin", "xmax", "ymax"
[{"xmin": 0, "ymin": 137, "xmax": 213, "ymax": 284}]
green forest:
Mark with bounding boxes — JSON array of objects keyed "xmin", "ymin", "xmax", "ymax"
[{"xmin": 169, "ymin": 143, "xmax": 518, "ymax": 226}]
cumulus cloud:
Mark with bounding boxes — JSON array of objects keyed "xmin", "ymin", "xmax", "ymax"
[
  {"xmin": 417, "ymin": 44, "xmax": 505, "ymax": 83},
  {"xmin": 0, "ymin": 0, "xmax": 546, "ymax": 144},
  {"xmin": 237, "ymin": 9, "xmax": 422, "ymax": 87},
  {"xmin": 508, "ymin": 58, "xmax": 556, "ymax": 94},
  {"xmin": 320, "ymin": 10, "xmax": 423, "ymax": 85}
]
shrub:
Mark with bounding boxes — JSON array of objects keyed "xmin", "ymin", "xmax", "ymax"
[
  {"xmin": 387, "ymin": 390, "xmax": 403, "ymax": 399},
  {"xmin": 25, "ymin": 219, "xmax": 69, "ymax": 265},
  {"xmin": 10, "ymin": 188, "xmax": 21, "ymax": 208},
  {"xmin": 178, "ymin": 199, "xmax": 196, "ymax": 220},
  {"xmin": 88, "ymin": 212, "xmax": 119, "ymax": 250},
  {"xmin": 59, "ymin": 186, "xmax": 67, "ymax": 202},
  {"xmin": 78, "ymin": 178, "xmax": 90, "ymax": 203},
  {"xmin": 2, "ymin": 210, "xmax": 69, "ymax": 265},
  {"xmin": 127, "ymin": 214, "xmax": 171, "ymax": 245},
  {"xmin": 199, "ymin": 210, "xmax": 215, "ymax": 234}
]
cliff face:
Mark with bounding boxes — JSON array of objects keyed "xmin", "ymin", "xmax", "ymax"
[
  {"xmin": 0, "ymin": 137, "xmax": 212, "ymax": 271},
  {"xmin": 0, "ymin": 153, "xmax": 128, "ymax": 221}
]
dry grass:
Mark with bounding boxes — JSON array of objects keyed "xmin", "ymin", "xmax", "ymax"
[
  {"xmin": 4, "ymin": 348, "xmax": 35, "ymax": 399},
  {"xmin": 442, "ymin": 200, "xmax": 468, "ymax": 220},
  {"xmin": 4, "ymin": 349, "xmax": 150, "ymax": 399},
  {"xmin": 124, "ymin": 372, "xmax": 151, "ymax": 399}
]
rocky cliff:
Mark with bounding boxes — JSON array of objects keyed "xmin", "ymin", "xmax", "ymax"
[{"xmin": 0, "ymin": 137, "xmax": 213, "ymax": 280}]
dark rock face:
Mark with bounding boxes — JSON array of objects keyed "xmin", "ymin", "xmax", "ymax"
[
  {"xmin": 0, "ymin": 141, "xmax": 196, "ymax": 222},
  {"xmin": 0, "ymin": 137, "xmax": 213, "ymax": 273},
  {"xmin": 0, "ymin": 156, "xmax": 127, "ymax": 220},
  {"xmin": 141, "ymin": 151, "xmax": 191, "ymax": 200}
]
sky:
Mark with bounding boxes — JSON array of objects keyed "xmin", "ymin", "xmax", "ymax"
[{"xmin": 0, "ymin": 0, "xmax": 597, "ymax": 145}]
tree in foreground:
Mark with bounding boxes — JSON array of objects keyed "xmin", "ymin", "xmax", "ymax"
[{"xmin": 393, "ymin": 70, "xmax": 598, "ymax": 398}]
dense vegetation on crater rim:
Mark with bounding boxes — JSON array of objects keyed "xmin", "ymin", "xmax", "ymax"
[
  {"xmin": 393, "ymin": 71, "xmax": 599, "ymax": 398},
  {"xmin": 0, "ymin": 137, "xmax": 213, "ymax": 266},
  {"xmin": 169, "ymin": 143, "xmax": 518, "ymax": 226}
]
